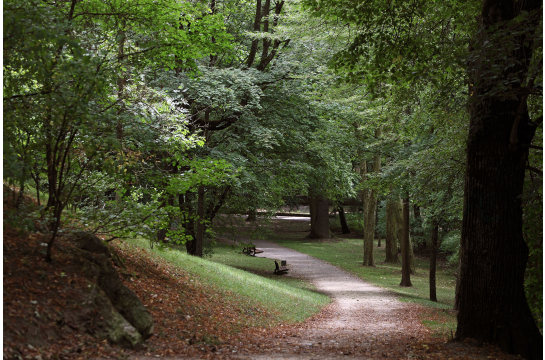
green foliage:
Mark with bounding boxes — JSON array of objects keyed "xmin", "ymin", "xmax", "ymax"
[{"xmin": 439, "ymin": 230, "xmax": 461, "ymax": 267}]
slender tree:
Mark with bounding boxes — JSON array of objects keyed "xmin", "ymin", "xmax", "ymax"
[
  {"xmin": 400, "ymin": 195, "xmax": 412, "ymax": 287},
  {"xmin": 363, "ymin": 127, "xmax": 382, "ymax": 266},
  {"xmin": 429, "ymin": 220, "xmax": 438, "ymax": 302}
]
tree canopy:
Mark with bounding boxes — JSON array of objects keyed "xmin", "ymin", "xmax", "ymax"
[{"xmin": 4, "ymin": 0, "xmax": 542, "ymax": 357}]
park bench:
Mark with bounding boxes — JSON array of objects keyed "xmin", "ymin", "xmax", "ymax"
[
  {"xmin": 274, "ymin": 260, "xmax": 289, "ymax": 274},
  {"xmin": 242, "ymin": 246, "xmax": 264, "ymax": 256}
]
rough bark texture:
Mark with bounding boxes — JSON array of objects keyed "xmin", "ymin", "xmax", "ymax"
[
  {"xmin": 456, "ymin": 1, "xmax": 542, "ymax": 358},
  {"xmin": 363, "ymin": 192, "xmax": 377, "ymax": 266},
  {"xmin": 399, "ymin": 196, "xmax": 412, "ymax": 287},
  {"xmin": 394, "ymin": 199, "xmax": 415, "ymax": 274},
  {"xmin": 385, "ymin": 199, "xmax": 399, "ymax": 263},
  {"xmin": 429, "ymin": 221, "xmax": 438, "ymax": 302},
  {"xmin": 308, "ymin": 196, "xmax": 330, "ymax": 239}
]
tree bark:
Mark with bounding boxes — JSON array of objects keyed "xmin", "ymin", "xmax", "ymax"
[
  {"xmin": 399, "ymin": 195, "xmax": 412, "ymax": 287},
  {"xmin": 363, "ymin": 191, "xmax": 377, "ymax": 266},
  {"xmin": 456, "ymin": 2, "xmax": 542, "ymax": 358},
  {"xmin": 363, "ymin": 127, "xmax": 382, "ymax": 266},
  {"xmin": 337, "ymin": 206, "xmax": 350, "ymax": 234},
  {"xmin": 429, "ymin": 220, "xmax": 438, "ymax": 302},
  {"xmin": 394, "ymin": 198, "xmax": 415, "ymax": 274},
  {"xmin": 308, "ymin": 196, "xmax": 330, "ymax": 239},
  {"xmin": 385, "ymin": 198, "xmax": 399, "ymax": 263}
]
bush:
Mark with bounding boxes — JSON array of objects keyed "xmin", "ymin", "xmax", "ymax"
[{"xmin": 439, "ymin": 230, "xmax": 461, "ymax": 266}]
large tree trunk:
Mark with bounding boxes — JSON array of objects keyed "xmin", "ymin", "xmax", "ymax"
[
  {"xmin": 308, "ymin": 196, "xmax": 330, "ymax": 239},
  {"xmin": 429, "ymin": 220, "xmax": 438, "ymax": 302},
  {"xmin": 456, "ymin": 1, "xmax": 542, "ymax": 358},
  {"xmin": 394, "ymin": 198, "xmax": 415, "ymax": 274},
  {"xmin": 385, "ymin": 198, "xmax": 399, "ymax": 263},
  {"xmin": 399, "ymin": 195, "xmax": 412, "ymax": 287}
]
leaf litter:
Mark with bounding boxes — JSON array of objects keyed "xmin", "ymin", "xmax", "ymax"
[{"xmin": 3, "ymin": 191, "xmax": 521, "ymax": 359}]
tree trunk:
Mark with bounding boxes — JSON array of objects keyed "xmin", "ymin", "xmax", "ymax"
[
  {"xmin": 246, "ymin": 208, "xmax": 257, "ymax": 221},
  {"xmin": 453, "ymin": 259, "xmax": 461, "ymax": 311},
  {"xmin": 181, "ymin": 193, "xmax": 197, "ymax": 255},
  {"xmin": 376, "ymin": 204, "xmax": 381, "ymax": 247},
  {"xmin": 337, "ymin": 206, "xmax": 350, "ymax": 234},
  {"xmin": 385, "ymin": 198, "xmax": 399, "ymax": 263},
  {"xmin": 309, "ymin": 195, "xmax": 317, "ymax": 230},
  {"xmin": 360, "ymin": 159, "xmax": 369, "ymax": 221},
  {"xmin": 194, "ymin": 185, "xmax": 204, "ymax": 257},
  {"xmin": 429, "ymin": 220, "xmax": 438, "ymax": 302},
  {"xmin": 456, "ymin": 1, "xmax": 542, "ymax": 357},
  {"xmin": 308, "ymin": 196, "xmax": 330, "ymax": 239},
  {"xmin": 399, "ymin": 195, "xmax": 412, "ymax": 287},
  {"xmin": 413, "ymin": 204, "xmax": 426, "ymax": 252},
  {"xmin": 413, "ymin": 204, "xmax": 420, "ymax": 219},
  {"xmin": 157, "ymin": 194, "xmax": 174, "ymax": 243},
  {"xmin": 395, "ymin": 198, "xmax": 415, "ymax": 274},
  {"xmin": 363, "ymin": 127, "xmax": 382, "ymax": 266},
  {"xmin": 115, "ymin": 28, "xmax": 125, "ymax": 203},
  {"xmin": 363, "ymin": 190, "xmax": 378, "ymax": 266}
]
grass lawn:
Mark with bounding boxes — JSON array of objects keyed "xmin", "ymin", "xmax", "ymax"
[
  {"xmin": 121, "ymin": 237, "xmax": 331, "ymax": 326},
  {"xmin": 261, "ymin": 219, "xmax": 458, "ymax": 337}
]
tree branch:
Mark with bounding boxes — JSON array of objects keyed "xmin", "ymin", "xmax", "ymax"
[{"xmin": 525, "ymin": 166, "xmax": 542, "ymax": 175}]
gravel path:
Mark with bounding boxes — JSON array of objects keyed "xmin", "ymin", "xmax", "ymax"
[{"xmin": 232, "ymin": 238, "xmax": 430, "ymax": 359}]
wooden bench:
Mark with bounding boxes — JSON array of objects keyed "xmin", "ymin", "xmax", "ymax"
[
  {"xmin": 274, "ymin": 260, "xmax": 289, "ymax": 274},
  {"xmin": 242, "ymin": 246, "xmax": 264, "ymax": 256}
]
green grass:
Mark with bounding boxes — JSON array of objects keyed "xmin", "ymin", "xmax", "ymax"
[
  {"xmin": 209, "ymin": 243, "xmax": 323, "ymax": 295},
  {"xmin": 262, "ymin": 220, "xmax": 458, "ymax": 334},
  {"xmin": 121, "ymin": 237, "xmax": 331, "ymax": 325}
]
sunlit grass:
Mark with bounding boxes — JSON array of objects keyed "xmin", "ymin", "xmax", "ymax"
[
  {"xmin": 120, "ymin": 237, "xmax": 331, "ymax": 326},
  {"xmin": 263, "ymin": 219, "xmax": 458, "ymax": 335}
]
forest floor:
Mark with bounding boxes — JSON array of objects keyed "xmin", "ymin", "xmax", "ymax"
[{"xmin": 3, "ymin": 192, "xmax": 521, "ymax": 360}]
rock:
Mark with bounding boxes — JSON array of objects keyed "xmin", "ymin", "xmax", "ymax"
[
  {"xmin": 85, "ymin": 283, "xmax": 143, "ymax": 348},
  {"xmin": 71, "ymin": 231, "xmax": 111, "ymax": 257},
  {"xmin": 68, "ymin": 232, "xmax": 154, "ymax": 347}
]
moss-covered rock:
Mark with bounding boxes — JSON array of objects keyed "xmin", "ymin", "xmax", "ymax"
[
  {"xmin": 85, "ymin": 283, "xmax": 143, "ymax": 349},
  {"xmin": 69, "ymin": 232, "xmax": 154, "ymax": 347}
]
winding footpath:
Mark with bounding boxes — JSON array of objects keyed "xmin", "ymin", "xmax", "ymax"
[{"xmin": 232, "ymin": 237, "xmax": 430, "ymax": 359}]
